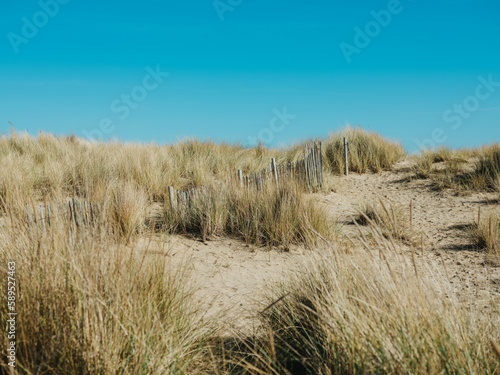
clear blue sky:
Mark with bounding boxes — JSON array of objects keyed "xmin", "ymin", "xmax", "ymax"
[{"xmin": 1, "ymin": 0, "xmax": 499, "ymax": 152}]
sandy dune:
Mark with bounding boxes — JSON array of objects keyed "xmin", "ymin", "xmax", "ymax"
[{"xmin": 139, "ymin": 161, "xmax": 500, "ymax": 334}]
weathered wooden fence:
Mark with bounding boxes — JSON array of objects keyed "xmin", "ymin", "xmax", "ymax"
[
  {"xmin": 17, "ymin": 140, "xmax": 342, "ymax": 235},
  {"xmin": 167, "ymin": 185, "xmax": 210, "ymax": 212},
  {"xmin": 166, "ymin": 142, "xmax": 325, "ymax": 212},
  {"xmin": 237, "ymin": 141, "xmax": 323, "ymax": 192},
  {"xmin": 25, "ymin": 198, "xmax": 100, "ymax": 235}
]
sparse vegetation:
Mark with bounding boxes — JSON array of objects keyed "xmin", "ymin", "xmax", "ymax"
[
  {"xmin": 427, "ymin": 146, "xmax": 454, "ymax": 163},
  {"xmin": 411, "ymin": 144, "xmax": 500, "ymax": 193},
  {"xmin": 477, "ymin": 144, "xmax": 500, "ymax": 190},
  {"xmin": 356, "ymin": 199, "xmax": 416, "ymax": 244},
  {"xmin": 469, "ymin": 213, "xmax": 500, "ymax": 257},
  {"xmin": 411, "ymin": 150, "xmax": 435, "ymax": 179},
  {"xmin": 220, "ymin": 229, "xmax": 500, "ymax": 374},
  {"xmin": 496, "ymin": 176, "xmax": 500, "ymax": 203}
]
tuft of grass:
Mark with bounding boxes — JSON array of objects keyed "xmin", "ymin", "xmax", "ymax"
[
  {"xmin": 0, "ymin": 205, "xmax": 214, "ymax": 374},
  {"xmin": 356, "ymin": 199, "xmax": 416, "ymax": 244},
  {"xmin": 477, "ymin": 144, "xmax": 500, "ymax": 190},
  {"xmin": 411, "ymin": 151, "xmax": 435, "ymax": 179},
  {"xmin": 107, "ymin": 179, "xmax": 148, "ymax": 240},
  {"xmin": 230, "ymin": 228, "xmax": 500, "ymax": 374},
  {"xmin": 411, "ymin": 144, "xmax": 500, "ymax": 193},
  {"xmin": 164, "ymin": 184, "xmax": 228, "ymax": 241},
  {"xmin": 469, "ymin": 213, "xmax": 500, "ymax": 258},
  {"xmin": 324, "ymin": 126, "xmax": 405, "ymax": 174},
  {"xmin": 429, "ymin": 146, "xmax": 454, "ymax": 163},
  {"xmin": 163, "ymin": 182, "xmax": 333, "ymax": 249}
]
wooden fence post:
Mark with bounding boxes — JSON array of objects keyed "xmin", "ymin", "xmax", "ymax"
[
  {"xmin": 65, "ymin": 202, "xmax": 70, "ymax": 224},
  {"xmin": 315, "ymin": 142, "xmax": 323, "ymax": 187},
  {"xmin": 168, "ymin": 186, "xmax": 176, "ymax": 210},
  {"xmin": 303, "ymin": 146, "xmax": 309, "ymax": 191},
  {"xmin": 271, "ymin": 158, "xmax": 279, "ymax": 188},
  {"xmin": 68, "ymin": 201, "xmax": 73, "ymax": 224},
  {"xmin": 47, "ymin": 204, "xmax": 52, "ymax": 228},
  {"xmin": 90, "ymin": 202, "xmax": 95, "ymax": 225},
  {"xmin": 26, "ymin": 203, "xmax": 31, "ymax": 227},
  {"xmin": 238, "ymin": 170, "xmax": 243, "ymax": 188},
  {"xmin": 72, "ymin": 198, "xmax": 83, "ymax": 229},
  {"xmin": 72, "ymin": 198, "xmax": 78, "ymax": 227},
  {"xmin": 311, "ymin": 145, "xmax": 318, "ymax": 188},
  {"xmin": 84, "ymin": 201, "xmax": 89, "ymax": 226},
  {"xmin": 40, "ymin": 205, "xmax": 46, "ymax": 235},
  {"xmin": 31, "ymin": 200, "xmax": 38, "ymax": 229},
  {"xmin": 344, "ymin": 138, "xmax": 349, "ymax": 176}
]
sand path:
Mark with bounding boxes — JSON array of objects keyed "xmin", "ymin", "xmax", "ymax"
[
  {"xmin": 150, "ymin": 162, "xmax": 500, "ymax": 332},
  {"xmin": 317, "ymin": 161, "xmax": 500, "ymax": 310}
]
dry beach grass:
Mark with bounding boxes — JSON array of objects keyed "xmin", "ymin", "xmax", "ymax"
[{"xmin": 1, "ymin": 127, "xmax": 499, "ymax": 374}]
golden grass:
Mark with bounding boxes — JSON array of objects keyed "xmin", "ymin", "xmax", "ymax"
[
  {"xmin": 356, "ymin": 199, "xmax": 416, "ymax": 245},
  {"xmin": 108, "ymin": 179, "xmax": 148, "ymax": 240},
  {"xmin": 1, "ymin": 129, "xmax": 498, "ymax": 374},
  {"xmin": 469, "ymin": 213, "xmax": 500, "ymax": 260},
  {"xmin": 0, "ymin": 132, "xmax": 282, "ymax": 206},
  {"xmin": 477, "ymin": 145, "xmax": 500, "ymax": 190},
  {"xmin": 163, "ymin": 182, "xmax": 334, "ymax": 249},
  {"xmin": 411, "ymin": 150, "xmax": 435, "ymax": 179},
  {"xmin": 224, "ymin": 228, "xmax": 500, "ymax": 374},
  {"xmin": 496, "ymin": 176, "xmax": 500, "ymax": 203},
  {"xmin": 0, "ymin": 127, "xmax": 406, "ymax": 213},
  {"xmin": 324, "ymin": 126, "xmax": 406, "ymax": 174},
  {"xmin": 411, "ymin": 144, "xmax": 500, "ymax": 193},
  {"xmin": 0, "ymin": 128, "xmax": 403, "ymax": 246},
  {"xmin": 0, "ymin": 208, "xmax": 214, "ymax": 374},
  {"xmin": 3, "ymin": 204, "xmax": 498, "ymax": 374}
]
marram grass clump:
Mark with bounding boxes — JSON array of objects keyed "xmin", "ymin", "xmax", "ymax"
[
  {"xmin": 163, "ymin": 181, "xmax": 333, "ymax": 249},
  {"xmin": 324, "ymin": 126, "xmax": 405, "ymax": 174},
  {"xmin": 411, "ymin": 144, "xmax": 500, "ymax": 192},
  {"xmin": 228, "ymin": 231, "xmax": 500, "ymax": 374},
  {"xmin": 469, "ymin": 213, "xmax": 500, "ymax": 259},
  {"xmin": 356, "ymin": 199, "xmax": 416, "ymax": 244},
  {"xmin": 477, "ymin": 144, "xmax": 500, "ymax": 189},
  {"xmin": 0, "ymin": 208, "xmax": 215, "ymax": 375}
]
